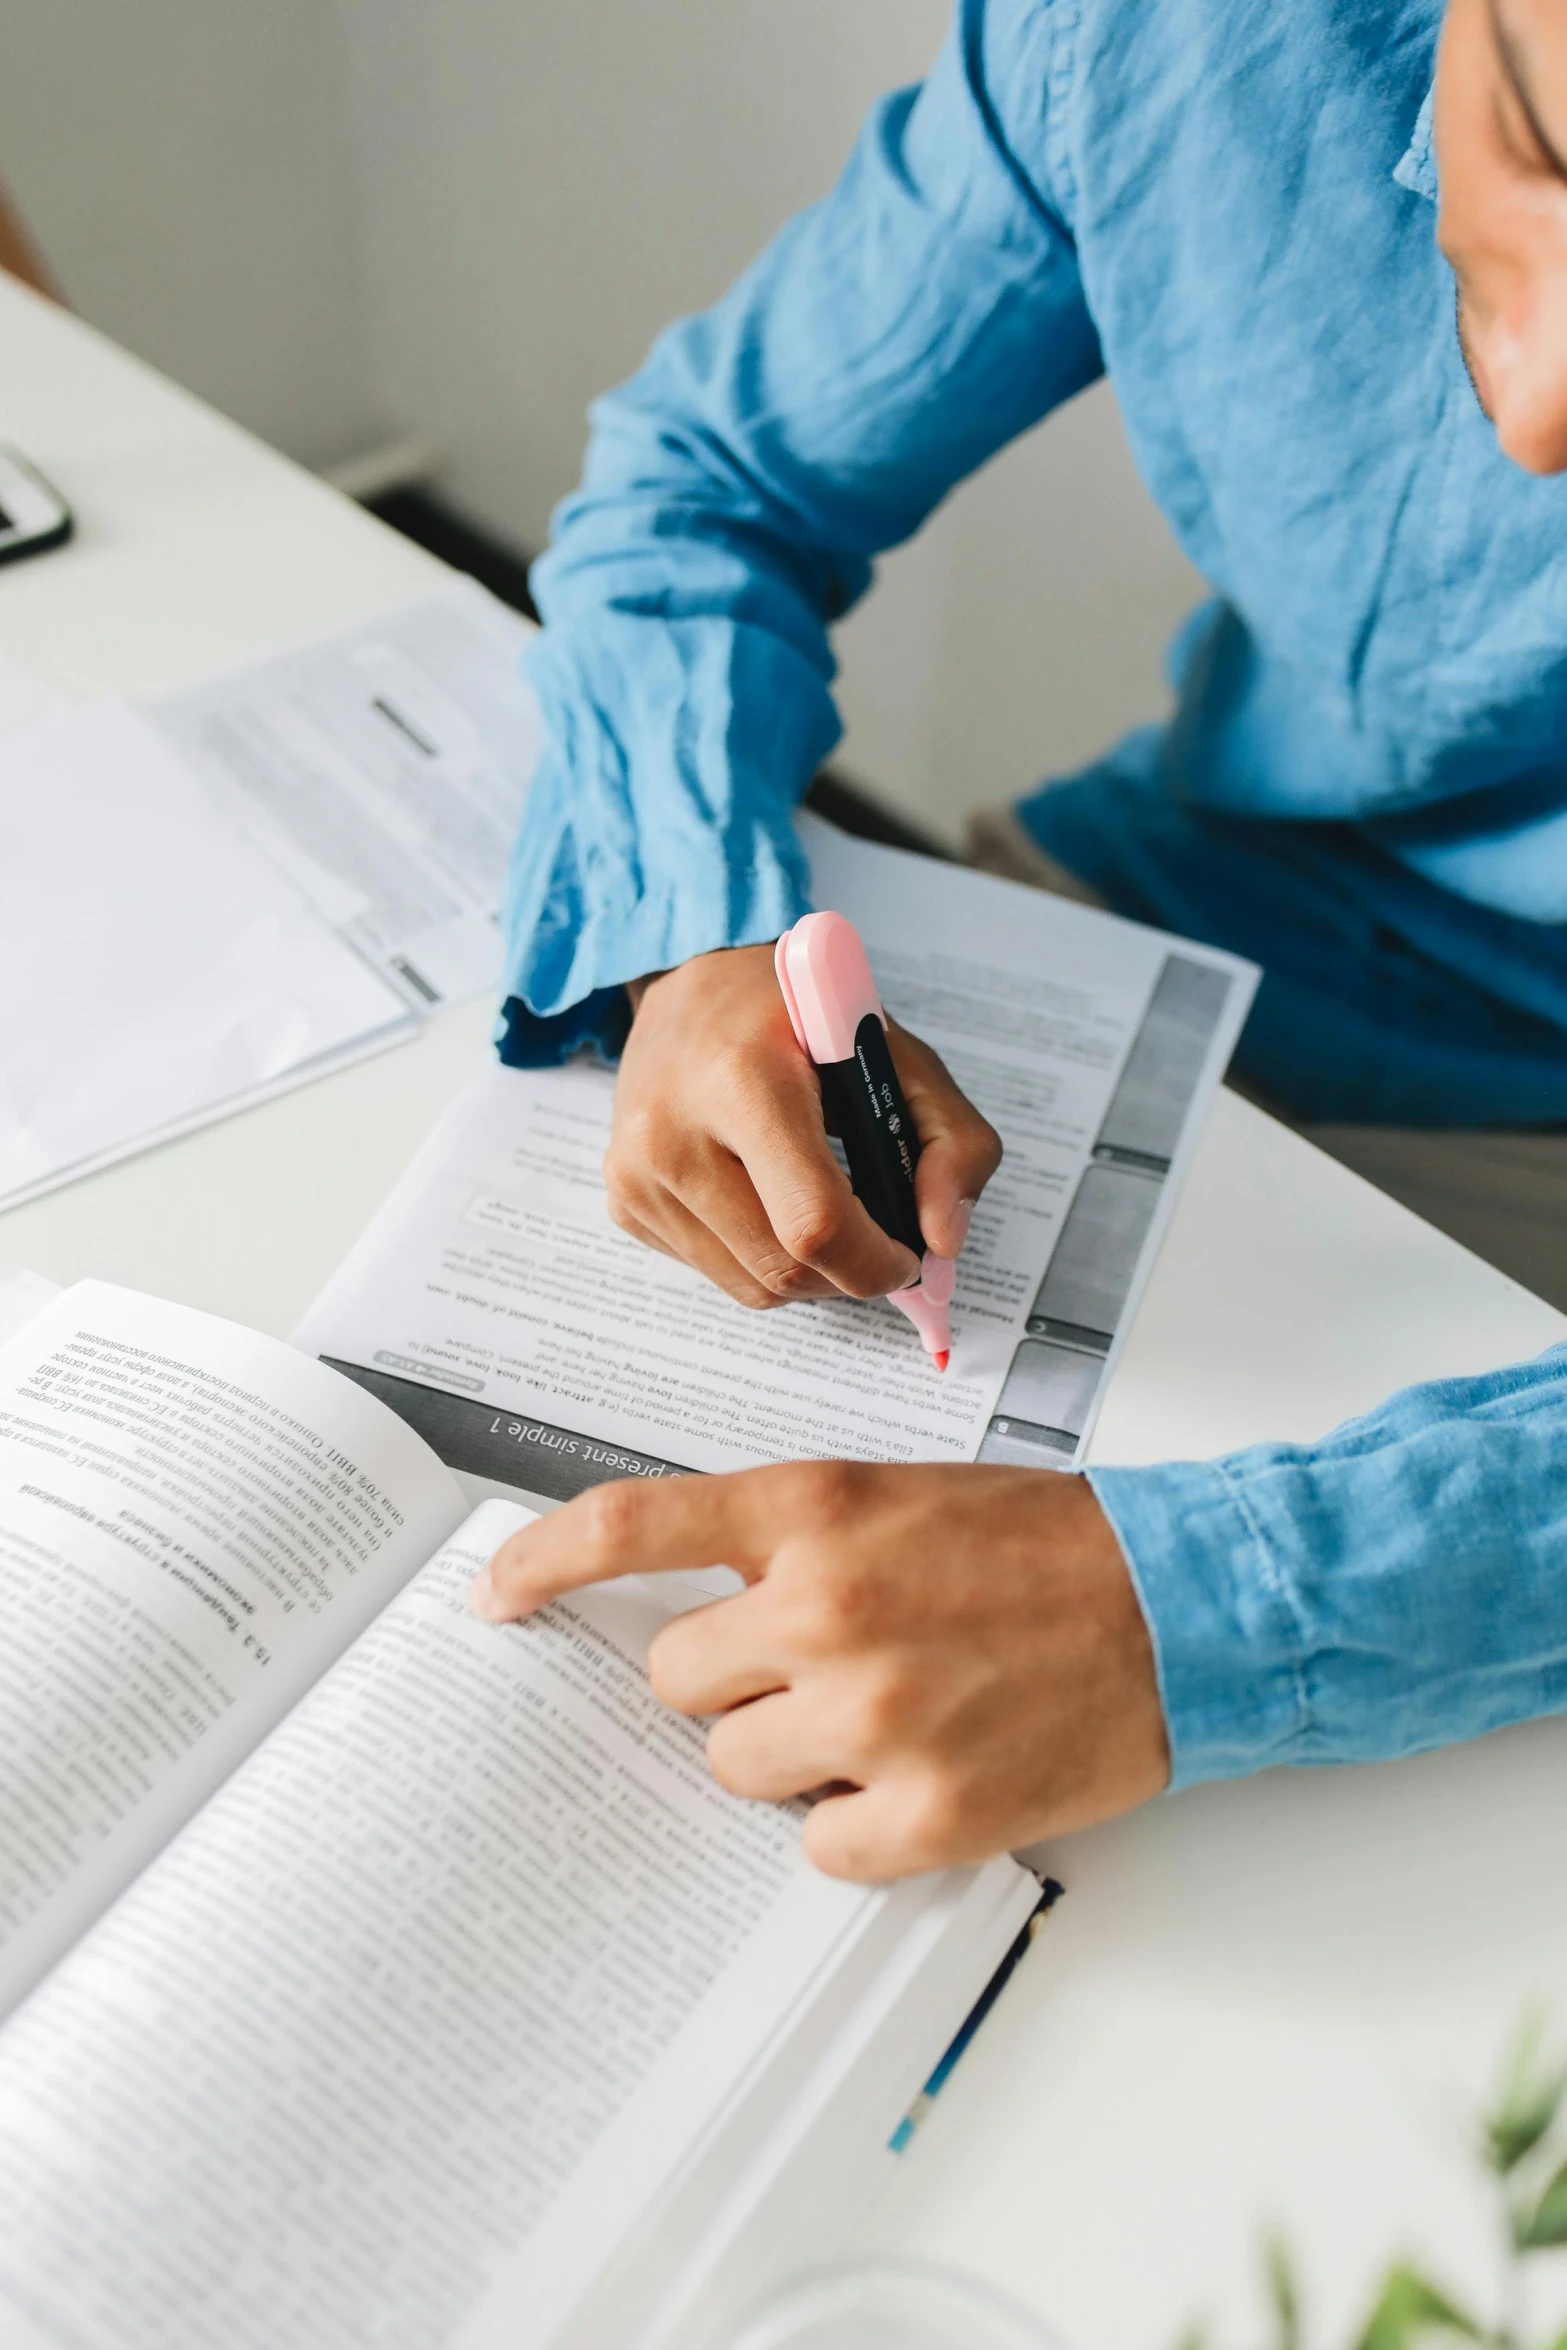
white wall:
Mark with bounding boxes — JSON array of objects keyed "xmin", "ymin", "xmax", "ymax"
[
  {"xmin": 340, "ymin": 2, "xmax": 955, "ymax": 550},
  {"xmin": 1, "ymin": 0, "xmax": 1201, "ymax": 839},
  {"xmin": 0, "ymin": 0, "xmax": 381, "ymax": 468},
  {"xmin": 340, "ymin": 0, "xmax": 1202, "ymax": 841}
]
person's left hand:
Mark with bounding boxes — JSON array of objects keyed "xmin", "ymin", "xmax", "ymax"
[{"xmin": 469, "ymin": 1461, "xmax": 1170, "ymax": 1881}]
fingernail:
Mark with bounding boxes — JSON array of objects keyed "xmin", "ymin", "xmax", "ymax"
[
  {"xmin": 920, "ymin": 1251, "xmax": 956, "ymax": 1306},
  {"xmin": 467, "ymin": 1565, "xmax": 506, "ymax": 1622},
  {"xmin": 949, "ymin": 1199, "xmax": 975, "ymax": 1250},
  {"xmin": 894, "ymin": 1248, "xmax": 923, "ymax": 1292}
]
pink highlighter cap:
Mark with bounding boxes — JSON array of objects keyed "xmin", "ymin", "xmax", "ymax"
[
  {"xmin": 775, "ymin": 913, "xmax": 956, "ymax": 1371},
  {"xmin": 774, "ymin": 912, "xmax": 885, "ymax": 1064}
]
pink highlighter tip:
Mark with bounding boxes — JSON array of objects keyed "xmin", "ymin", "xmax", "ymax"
[{"xmin": 933, "ymin": 1350, "xmax": 949, "ymax": 1372}]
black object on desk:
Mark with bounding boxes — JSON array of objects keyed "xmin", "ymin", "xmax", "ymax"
[{"xmin": 0, "ymin": 445, "xmax": 72, "ymax": 567}]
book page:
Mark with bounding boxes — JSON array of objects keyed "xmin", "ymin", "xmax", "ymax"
[
  {"xmin": 0, "ymin": 1280, "xmax": 464, "ymax": 2015},
  {"xmin": 0, "ymin": 1500, "xmax": 877, "ymax": 2350},
  {"xmin": 295, "ymin": 819, "xmax": 1255, "ymax": 1496},
  {"xmin": 481, "ymin": 1853, "xmax": 1041, "ymax": 2350}
]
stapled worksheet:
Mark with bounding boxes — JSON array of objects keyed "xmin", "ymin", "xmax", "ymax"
[{"xmin": 296, "ymin": 819, "xmax": 1256, "ymax": 1492}]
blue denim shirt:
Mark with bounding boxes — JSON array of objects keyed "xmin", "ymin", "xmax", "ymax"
[{"xmin": 499, "ymin": 0, "xmax": 1567, "ymax": 1785}]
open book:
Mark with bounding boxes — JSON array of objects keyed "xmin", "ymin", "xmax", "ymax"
[{"xmin": 0, "ymin": 1277, "xmax": 1043, "ymax": 2350}]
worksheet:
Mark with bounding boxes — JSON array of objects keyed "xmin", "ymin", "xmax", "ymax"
[
  {"xmin": 296, "ymin": 822, "xmax": 1255, "ymax": 1490},
  {"xmin": 147, "ymin": 577, "xmax": 543, "ymax": 1014}
]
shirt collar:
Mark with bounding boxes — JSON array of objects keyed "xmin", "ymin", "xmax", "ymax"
[{"xmin": 1393, "ymin": 85, "xmax": 1439, "ymax": 203}]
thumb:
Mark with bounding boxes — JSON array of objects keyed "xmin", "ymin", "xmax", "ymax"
[{"xmin": 886, "ymin": 1019, "xmax": 1002, "ymax": 1261}]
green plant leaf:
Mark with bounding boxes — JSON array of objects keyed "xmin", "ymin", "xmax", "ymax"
[
  {"xmin": 1487, "ymin": 2017, "xmax": 1567, "ymax": 2174},
  {"xmin": 1352, "ymin": 2264, "xmax": 1482, "ymax": 2350},
  {"xmin": 1514, "ymin": 2158, "xmax": 1567, "ymax": 2248},
  {"xmin": 1266, "ymin": 2238, "xmax": 1301, "ymax": 2350}
]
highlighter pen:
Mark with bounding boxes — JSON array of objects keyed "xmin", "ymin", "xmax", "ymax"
[{"xmin": 775, "ymin": 911, "xmax": 957, "ymax": 1370}]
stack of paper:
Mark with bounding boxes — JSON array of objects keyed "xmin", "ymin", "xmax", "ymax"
[{"xmin": 0, "ymin": 579, "xmax": 541, "ymax": 1211}]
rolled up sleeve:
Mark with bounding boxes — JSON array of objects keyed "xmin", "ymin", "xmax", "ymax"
[{"xmin": 498, "ymin": 0, "xmax": 1102, "ymax": 1064}]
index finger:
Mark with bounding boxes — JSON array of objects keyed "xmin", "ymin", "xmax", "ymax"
[{"xmin": 469, "ymin": 1466, "xmax": 789, "ymax": 1623}]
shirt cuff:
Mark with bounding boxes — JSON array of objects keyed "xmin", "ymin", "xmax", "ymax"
[
  {"xmin": 494, "ymin": 986, "xmax": 633, "ymax": 1070},
  {"xmin": 1087, "ymin": 1457, "xmax": 1311, "ymax": 1788},
  {"xmin": 496, "ymin": 611, "xmax": 834, "ymax": 1058}
]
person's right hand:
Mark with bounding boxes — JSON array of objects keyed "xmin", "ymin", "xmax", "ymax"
[{"xmin": 605, "ymin": 943, "xmax": 1002, "ymax": 1309}]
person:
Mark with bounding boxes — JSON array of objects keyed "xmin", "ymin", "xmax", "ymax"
[{"xmin": 468, "ymin": 0, "xmax": 1567, "ymax": 1881}]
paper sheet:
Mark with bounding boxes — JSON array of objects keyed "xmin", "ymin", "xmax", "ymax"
[
  {"xmin": 296, "ymin": 820, "xmax": 1255, "ymax": 1493},
  {"xmin": 0, "ymin": 702, "xmax": 411, "ymax": 1209},
  {"xmin": 147, "ymin": 576, "xmax": 542, "ymax": 1013},
  {"xmin": 0, "ymin": 652, "xmax": 65, "ymax": 738},
  {"xmin": 0, "ymin": 580, "xmax": 543, "ymax": 1210}
]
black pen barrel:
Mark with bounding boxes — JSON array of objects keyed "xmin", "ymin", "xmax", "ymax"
[{"xmin": 815, "ymin": 1013, "xmax": 925, "ymax": 1260}]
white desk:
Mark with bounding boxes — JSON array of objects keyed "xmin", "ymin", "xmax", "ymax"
[{"xmin": 4, "ymin": 272, "xmax": 1567, "ymax": 2350}]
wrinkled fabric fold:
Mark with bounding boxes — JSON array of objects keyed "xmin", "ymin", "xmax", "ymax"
[
  {"xmin": 497, "ymin": 4, "xmax": 1098, "ymax": 1064},
  {"xmin": 496, "ymin": 617, "xmax": 829, "ymax": 1063}
]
